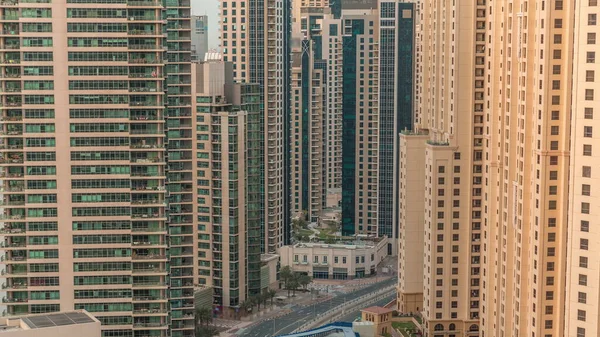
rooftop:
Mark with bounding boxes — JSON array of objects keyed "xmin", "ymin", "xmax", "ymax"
[
  {"xmin": 0, "ymin": 311, "xmax": 99, "ymax": 333},
  {"xmin": 361, "ymin": 306, "xmax": 393, "ymax": 315},
  {"xmin": 293, "ymin": 235, "xmax": 387, "ymax": 250},
  {"xmin": 261, "ymin": 253, "xmax": 279, "ymax": 262}
]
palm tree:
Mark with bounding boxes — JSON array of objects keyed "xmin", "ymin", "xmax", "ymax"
[
  {"xmin": 239, "ymin": 299, "xmax": 253, "ymax": 314},
  {"xmin": 261, "ymin": 290, "xmax": 269, "ymax": 308},
  {"xmin": 252, "ymin": 295, "xmax": 261, "ymax": 311},
  {"xmin": 267, "ymin": 288, "xmax": 277, "ymax": 306},
  {"xmin": 280, "ymin": 265, "xmax": 293, "ymax": 297}
]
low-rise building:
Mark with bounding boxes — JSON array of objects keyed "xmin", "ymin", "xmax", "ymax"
[
  {"xmin": 0, "ymin": 311, "xmax": 100, "ymax": 337},
  {"xmin": 361, "ymin": 306, "xmax": 393, "ymax": 336},
  {"xmin": 279, "ymin": 237, "xmax": 388, "ymax": 280}
]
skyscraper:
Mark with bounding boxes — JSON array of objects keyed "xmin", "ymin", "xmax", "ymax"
[
  {"xmin": 290, "ymin": 1, "xmax": 342, "ymax": 223},
  {"xmin": 565, "ymin": 1, "xmax": 599, "ymax": 337},
  {"xmin": 192, "ymin": 57, "xmax": 261, "ymax": 312},
  {"xmin": 220, "ymin": 0, "xmax": 287, "ymax": 253},
  {"xmin": 377, "ymin": 0, "xmax": 414, "ymax": 245},
  {"xmin": 398, "ymin": 1, "xmax": 576, "ymax": 336},
  {"xmin": 165, "ymin": 0, "xmax": 193, "ymax": 333},
  {"xmin": 191, "ymin": 15, "xmax": 209, "ymax": 61},
  {"xmin": 340, "ymin": 1, "xmax": 380, "ymax": 236},
  {"xmin": 0, "ymin": 1, "xmax": 168, "ymax": 336}
]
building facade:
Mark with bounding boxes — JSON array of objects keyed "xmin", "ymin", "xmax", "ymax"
[
  {"xmin": 191, "ymin": 15, "xmax": 209, "ymax": 61},
  {"xmin": 165, "ymin": 0, "xmax": 193, "ymax": 333},
  {"xmin": 377, "ymin": 0, "xmax": 414, "ymax": 242},
  {"xmin": 193, "ymin": 59, "xmax": 261, "ymax": 310},
  {"xmin": 220, "ymin": 0, "xmax": 287, "ymax": 253},
  {"xmin": 290, "ymin": 3, "xmax": 342, "ymax": 222},
  {"xmin": 565, "ymin": 1, "xmax": 600, "ymax": 337},
  {"xmin": 398, "ymin": 1, "xmax": 578, "ymax": 337},
  {"xmin": 279, "ymin": 237, "xmax": 388, "ymax": 280},
  {"xmin": 340, "ymin": 4, "xmax": 379, "ymax": 236},
  {"xmin": 0, "ymin": 1, "xmax": 169, "ymax": 336}
]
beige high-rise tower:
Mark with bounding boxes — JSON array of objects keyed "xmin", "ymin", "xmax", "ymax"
[
  {"xmin": 398, "ymin": 0, "xmax": 575, "ymax": 336},
  {"xmin": 0, "ymin": 0, "xmax": 169, "ymax": 336},
  {"xmin": 220, "ymin": 0, "xmax": 286, "ymax": 253},
  {"xmin": 565, "ymin": 1, "xmax": 600, "ymax": 337}
]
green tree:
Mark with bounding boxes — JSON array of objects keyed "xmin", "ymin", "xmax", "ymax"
[
  {"xmin": 288, "ymin": 273, "xmax": 301, "ymax": 296},
  {"xmin": 195, "ymin": 307, "xmax": 212, "ymax": 327},
  {"xmin": 267, "ymin": 288, "xmax": 277, "ymax": 306},
  {"xmin": 195, "ymin": 325, "xmax": 219, "ymax": 337},
  {"xmin": 299, "ymin": 274, "xmax": 312, "ymax": 291},
  {"xmin": 280, "ymin": 265, "xmax": 293, "ymax": 297},
  {"xmin": 239, "ymin": 299, "xmax": 253, "ymax": 313}
]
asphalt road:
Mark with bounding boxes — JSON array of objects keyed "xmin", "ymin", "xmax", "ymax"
[
  {"xmin": 239, "ymin": 277, "xmax": 397, "ymax": 337},
  {"xmin": 335, "ymin": 294, "xmax": 396, "ymax": 323}
]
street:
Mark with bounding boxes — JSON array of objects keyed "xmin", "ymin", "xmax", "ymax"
[{"xmin": 238, "ymin": 276, "xmax": 397, "ymax": 337}]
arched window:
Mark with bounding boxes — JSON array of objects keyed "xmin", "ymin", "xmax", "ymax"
[
  {"xmin": 434, "ymin": 324, "xmax": 444, "ymax": 331},
  {"xmin": 470, "ymin": 324, "xmax": 479, "ymax": 331},
  {"xmin": 449, "ymin": 323, "xmax": 456, "ymax": 331}
]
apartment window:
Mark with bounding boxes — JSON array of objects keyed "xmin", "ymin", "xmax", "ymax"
[
  {"xmin": 554, "ymin": 19, "xmax": 563, "ymax": 28},
  {"xmin": 548, "ymin": 233, "xmax": 556, "ymax": 242},
  {"xmin": 583, "ymin": 145, "xmax": 592, "ymax": 156},
  {"xmin": 438, "ymin": 166, "xmax": 445, "ymax": 173},
  {"xmin": 590, "ymin": 14, "xmax": 597, "ymax": 25},
  {"xmin": 584, "ymin": 126, "xmax": 593, "ymax": 138},
  {"xmin": 548, "ymin": 218, "xmax": 557, "ymax": 227},
  {"xmin": 549, "ymin": 171, "xmax": 558, "ymax": 180},
  {"xmin": 578, "ymin": 292, "xmax": 587, "ymax": 304},
  {"xmin": 549, "ymin": 186, "xmax": 558, "ymax": 196},
  {"xmin": 551, "ymin": 126, "xmax": 559, "ymax": 135},
  {"xmin": 314, "ymin": 256, "xmax": 318, "ymax": 263},
  {"xmin": 587, "ymin": 51, "xmax": 596, "ymax": 63},
  {"xmin": 577, "ymin": 327, "xmax": 585, "ymax": 337},
  {"xmin": 581, "ymin": 238, "xmax": 589, "ymax": 250},
  {"xmin": 546, "ymin": 276, "xmax": 555, "ymax": 285},
  {"xmin": 550, "ymin": 156, "xmax": 558, "ymax": 165},
  {"xmin": 580, "ymin": 256, "xmax": 588, "ymax": 268},
  {"xmin": 582, "ymin": 184, "xmax": 591, "ymax": 196},
  {"xmin": 555, "ymin": 0, "xmax": 564, "ymax": 9},
  {"xmin": 546, "ymin": 291, "xmax": 554, "ymax": 300},
  {"xmin": 547, "ymin": 248, "xmax": 555, "ymax": 257},
  {"xmin": 582, "ymin": 202, "xmax": 590, "ymax": 214},
  {"xmin": 586, "ymin": 71, "xmax": 595, "ymax": 82},
  {"xmin": 581, "ymin": 220, "xmax": 590, "ymax": 232},
  {"xmin": 342, "ymin": 257, "xmax": 346, "ymax": 264},
  {"xmin": 545, "ymin": 306, "xmax": 553, "ymax": 315},
  {"xmin": 334, "ymin": 256, "xmax": 338, "ymax": 263},
  {"xmin": 584, "ymin": 107, "xmax": 594, "ymax": 119},
  {"xmin": 551, "ymin": 111, "xmax": 560, "ymax": 120},
  {"xmin": 588, "ymin": 33, "xmax": 597, "ymax": 44},
  {"xmin": 553, "ymin": 50, "xmax": 562, "ymax": 59},
  {"xmin": 552, "ymin": 80, "xmax": 560, "ymax": 89},
  {"xmin": 583, "ymin": 166, "xmax": 592, "ymax": 177},
  {"xmin": 454, "ymin": 152, "xmax": 461, "ymax": 160},
  {"xmin": 553, "ymin": 35, "xmax": 562, "ymax": 44},
  {"xmin": 585, "ymin": 89, "xmax": 594, "ymax": 100},
  {"xmin": 579, "ymin": 274, "xmax": 588, "ymax": 286},
  {"xmin": 592, "ymin": 0, "xmax": 599, "ymax": 5},
  {"xmin": 578, "ymin": 310, "xmax": 587, "ymax": 322},
  {"xmin": 553, "ymin": 65, "xmax": 561, "ymax": 74}
]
